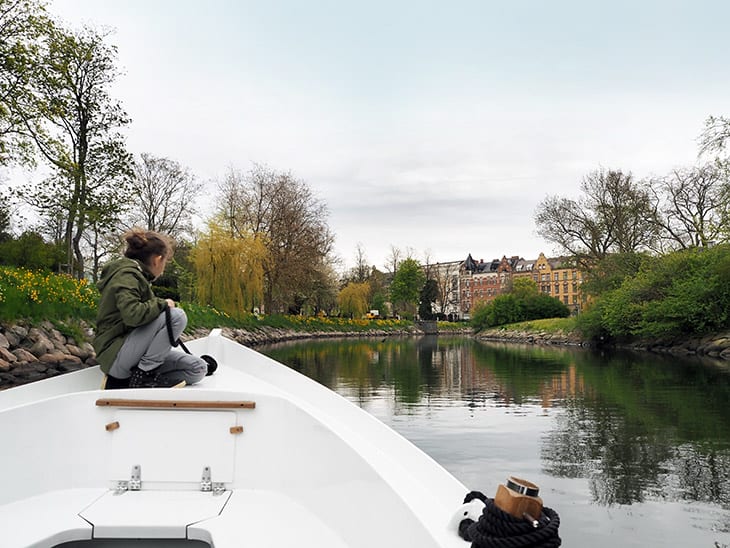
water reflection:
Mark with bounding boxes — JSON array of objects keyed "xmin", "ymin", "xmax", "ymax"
[{"xmin": 260, "ymin": 336, "xmax": 730, "ymax": 512}]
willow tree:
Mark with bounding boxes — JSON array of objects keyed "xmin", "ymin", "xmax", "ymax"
[
  {"xmin": 191, "ymin": 222, "xmax": 268, "ymax": 317},
  {"xmin": 337, "ymin": 282, "xmax": 369, "ymax": 319},
  {"xmin": 215, "ymin": 164, "xmax": 335, "ymax": 314}
]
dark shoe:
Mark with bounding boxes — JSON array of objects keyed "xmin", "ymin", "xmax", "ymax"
[
  {"xmin": 129, "ymin": 366, "xmax": 186, "ymax": 388},
  {"xmin": 104, "ymin": 375, "xmax": 130, "ymax": 390},
  {"xmin": 202, "ymin": 355, "xmax": 218, "ymax": 376}
]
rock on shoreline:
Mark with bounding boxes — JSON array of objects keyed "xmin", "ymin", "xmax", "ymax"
[
  {"xmin": 0, "ymin": 321, "xmax": 434, "ymax": 389},
  {"xmin": 0, "ymin": 321, "xmax": 97, "ymax": 388}
]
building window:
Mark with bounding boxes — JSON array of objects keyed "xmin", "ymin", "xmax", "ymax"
[
  {"xmin": 563, "ymin": 271, "xmax": 568, "ymax": 280},
  {"xmin": 554, "ymin": 273, "xmax": 559, "ymax": 281},
  {"xmin": 563, "ymin": 283, "xmax": 568, "ymax": 293},
  {"xmin": 554, "ymin": 284, "xmax": 560, "ymax": 293}
]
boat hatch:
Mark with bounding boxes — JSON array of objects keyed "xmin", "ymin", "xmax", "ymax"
[
  {"xmin": 79, "ymin": 490, "xmax": 231, "ymax": 539},
  {"xmin": 107, "ymin": 409, "xmax": 236, "ymax": 486},
  {"xmin": 79, "ymin": 408, "xmax": 236, "ymax": 538}
]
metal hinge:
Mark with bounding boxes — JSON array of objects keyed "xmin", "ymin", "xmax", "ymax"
[
  {"xmin": 115, "ymin": 464, "xmax": 141, "ymax": 494},
  {"xmin": 200, "ymin": 466, "xmax": 225, "ymax": 495}
]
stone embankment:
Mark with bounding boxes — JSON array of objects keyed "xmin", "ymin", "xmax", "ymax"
[
  {"xmin": 185, "ymin": 325, "xmax": 425, "ymax": 347},
  {"xmin": 476, "ymin": 328, "xmax": 587, "ymax": 347},
  {"xmin": 0, "ymin": 321, "xmax": 97, "ymax": 388},
  {"xmin": 476, "ymin": 327, "xmax": 730, "ymax": 361},
  {"xmin": 0, "ymin": 321, "xmax": 433, "ymax": 388}
]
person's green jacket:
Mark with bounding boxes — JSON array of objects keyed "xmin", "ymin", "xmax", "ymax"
[{"xmin": 93, "ymin": 257, "xmax": 169, "ymax": 373}]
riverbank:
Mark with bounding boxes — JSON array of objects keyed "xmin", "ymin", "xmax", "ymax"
[
  {"xmin": 475, "ymin": 326, "xmax": 730, "ymax": 361},
  {"xmin": 4, "ymin": 317, "xmax": 729, "ymax": 389},
  {"xmin": 0, "ymin": 319, "xmax": 473, "ymax": 388}
]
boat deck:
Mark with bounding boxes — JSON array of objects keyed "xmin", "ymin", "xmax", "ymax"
[{"xmin": 0, "ymin": 334, "xmax": 468, "ymax": 548}]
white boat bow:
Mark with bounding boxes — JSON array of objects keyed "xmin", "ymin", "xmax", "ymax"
[{"xmin": 0, "ymin": 330, "xmax": 469, "ymax": 548}]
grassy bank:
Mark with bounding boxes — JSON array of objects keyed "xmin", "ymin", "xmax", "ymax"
[
  {"xmin": 0, "ymin": 266, "xmax": 426, "ymax": 338},
  {"xmin": 487, "ymin": 316, "xmax": 578, "ymax": 334}
]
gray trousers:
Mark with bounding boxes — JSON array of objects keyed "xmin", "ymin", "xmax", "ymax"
[{"xmin": 109, "ymin": 307, "xmax": 207, "ymax": 385}]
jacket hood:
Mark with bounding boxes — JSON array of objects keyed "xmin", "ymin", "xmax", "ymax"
[{"xmin": 97, "ymin": 257, "xmax": 154, "ymax": 291}]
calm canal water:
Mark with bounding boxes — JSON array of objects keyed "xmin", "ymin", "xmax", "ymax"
[{"xmin": 259, "ymin": 336, "xmax": 730, "ymax": 548}]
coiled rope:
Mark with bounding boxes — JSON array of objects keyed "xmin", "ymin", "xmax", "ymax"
[{"xmin": 458, "ymin": 491, "xmax": 561, "ymax": 547}]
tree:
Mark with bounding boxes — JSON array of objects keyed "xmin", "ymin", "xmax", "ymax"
[
  {"xmin": 337, "ymin": 282, "xmax": 369, "ymax": 318},
  {"xmin": 0, "ymin": 230, "xmax": 63, "ymax": 269},
  {"xmin": 534, "ymin": 169, "xmax": 658, "ymax": 268},
  {"xmin": 580, "ymin": 252, "xmax": 646, "ymax": 297},
  {"xmin": 351, "ymin": 242, "xmax": 370, "ymax": 283},
  {"xmin": 418, "ymin": 278, "xmax": 439, "ymax": 320},
  {"xmin": 215, "ymin": 164, "xmax": 335, "ymax": 314},
  {"xmin": 190, "ymin": 221, "xmax": 268, "ymax": 317},
  {"xmin": 0, "ymin": 200, "xmax": 11, "ymax": 241},
  {"xmin": 471, "ymin": 278, "xmax": 570, "ymax": 330},
  {"xmin": 9, "ymin": 23, "xmax": 132, "ymax": 277},
  {"xmin": 127, "ymin": 153, "xmax": 202, "ymax": 240},
  {"xmin": 367, "ymin": 266, "xmax": 389, "ymax": 316},
  {"xmin": 699, "ymin": 115, "xmax": 730, "ymax": 158},
  {"xmin": 0, "ymin": 0, "xmax": 47, "ymax": 166},
  {"xmin": 591, "ymin": 246, "xmax": 730, "ymax": 338},
  {"xmin": 649, "ymin": 163, "xmax": 730, "ymax": 250},
  {"xmin": 307, "ymin": 258, "xmax": 340, "ymax": 316},
  {"xmin": 429, "ymin": 261, "xmax": 460, "ymax": 317},
  {"xmin": 385, "ymin": 244, "xmax": 402, "ymax": 274},
  {"xmin": 390, "ymin": 258, "xmax": 425, "ymax": 318},
  {"xmin": 511, "ymin": 277, "xmax": 539, "ymax": 300}
]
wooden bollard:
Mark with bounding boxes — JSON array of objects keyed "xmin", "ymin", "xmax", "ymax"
[{"xmin": 494, "ymin": 476, "xmax": 543, "ymax": 522}]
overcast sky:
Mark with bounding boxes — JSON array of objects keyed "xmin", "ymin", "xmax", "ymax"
[{"xmin": 50, "ymin": 0, "xmax": 730, "ymax": 271}]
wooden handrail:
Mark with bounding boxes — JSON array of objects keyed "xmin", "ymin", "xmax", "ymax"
[{"xmin": 96, "ymin": 398, "xmax": 256, "ymax": 409}]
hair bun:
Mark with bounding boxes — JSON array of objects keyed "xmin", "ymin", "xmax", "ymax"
[{"xmin": 122, "ymin": 228, "xmax": 174, "ymax": 263}]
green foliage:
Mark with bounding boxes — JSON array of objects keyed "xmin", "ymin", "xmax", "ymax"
[
  {"xmin": 418, "ymin": 278, "xmax": 439, "ymax": 320},
  {"xmin": 581, "ymin": 252, "xmax": 647, "ymax": 296},
  {"xmin": 0, "ymin": 231, "xmax": 65, "ymax": 270},
  {"xmin": 258, "ymin": 314, "xmax": 412, "ymax": 333},
  {"xmin": 0, "ymin": 202, "xmax": 10, "ymax": 241},
  {"xmin": 511, "ymin": 277, "xmax": 539, "ymax": 299},
  {"xmin": 178, "ymin": 302, "xmax": 256, "ymax": 330},
  {"xmin": 471, "ymin": 283, "xmax": 571, "ymax": 331},
  {"xmin": 337, "ymin": 282, "xmax": 369, "ymax": 318},
  {"xmin": 390, "ymin": 258, "xmax": 425, "ymax": 318},
  {"xmin": 190, "ymin": 222, "xmax": 267, "ymax": 318},
  {"xmin": 0, "ymin": 266, "xmax": 98, "ymax": 322},
  {"xmin": 574, "ymin": 302, "xmax": 610, "ymax": 341},
  {"xmin": 585, "ymin": 245, "xmax": 730, "ymax": 339}
]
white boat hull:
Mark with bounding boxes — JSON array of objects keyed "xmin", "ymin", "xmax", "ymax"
[{"xmin": 0, "ymin": 331, "xmax": 468, "ymax": 547}]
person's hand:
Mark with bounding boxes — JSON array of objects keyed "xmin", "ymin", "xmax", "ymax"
[{"xmin": 166, "ymin": 298, "xmax": 176, "ymax": 308}]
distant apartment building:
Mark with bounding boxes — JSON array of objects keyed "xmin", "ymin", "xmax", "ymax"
[
  {"xmin": 511, "ymin": 253, "xmax": 585, "ymax": 314},
  {"xmin": 459, "ymin": 254, "xmax": 521, "ymax": 318},
  {"xmin": 425, "ymin": 252, "xmax": 586, "ymax": 320}
]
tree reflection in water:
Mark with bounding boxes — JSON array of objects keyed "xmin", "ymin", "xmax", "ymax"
[{"xmin": 260, "ymin": 337, "xmax": 730, "ymax": 509}]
